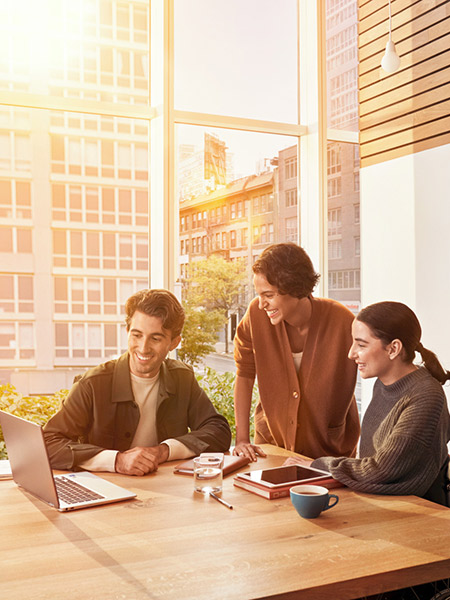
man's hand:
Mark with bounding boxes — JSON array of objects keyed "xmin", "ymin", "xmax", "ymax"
[
  {"xmin": 115, "ymin": 443, "xmax": 170, "ymax": 476},
  {"xmin": 233, "ymin": 441, "xmax": 267, "ymax": 462}
]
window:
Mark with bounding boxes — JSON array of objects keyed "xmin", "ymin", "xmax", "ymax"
[
  {"xmin": 328, "ymin": 239, "xmax": 342, "ymax": 259},
  {"xmin": 0, "ymin": 1, "xmax": 360, "ymax": 394},
  {"xmin": 285, "ymin": 157, "xmax": 297, "ymax": 179},
  {"xmin": 328, "ymin": 177, "xmax": 341, "ymax": 197},
  {"xmin": 328, "ymin": 269, "xmax": 360, "ymax": 290},
  {"xmin": 285, "ymin": 189, "xmax": 297, "ymax": 207},
  {"xmin": 328, "ymin": 209, "xmax": 342, "ymax": 236},
  {"xmin": 285, "ymin": 217, "xmax": 297, "ymax": 242}
]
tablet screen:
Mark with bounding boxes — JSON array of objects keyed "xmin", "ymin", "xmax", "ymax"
[{"xmin": 239, "ymin": 465, "xmax": 330, "ymax": 487}]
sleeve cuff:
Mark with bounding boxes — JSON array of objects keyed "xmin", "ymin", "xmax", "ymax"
[
  {"xmin": 79, "ymin": 450, "xmax": 119, "ymax": 472},
  {"xmin": 163, "ymin": 439, "xmax": 196, "ymax": 461}
]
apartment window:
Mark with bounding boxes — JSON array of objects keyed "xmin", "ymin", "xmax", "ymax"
[
  {"xmin": 0, "ymin": 322, "xmax": 34, "ymax": 359},
  {"xmin": 355, "ymin": 236, "xmax": 360, "ymax": 257},
  {"xmin": 285, "ymin": 189, "xmax": 297, "ymax": 207},
  {"xmin": 354, "ymin": 203, "xmax": 360, "ymax": 224},
  {"xmin": 328, "ymin": 239, "xmax": 342, "ymax": 259},
  {"xmin": 230, "ymin": 230, "xmax": 236, "ymax": 248},
  {"xmin": 285, "ymin": 217, "xmax": 297, "ymax": 242},
  {"xmin": 328, "ymin": 177, "xmax": 341, "ymax": 198},
  {"xmin": 231, "ymin": 203, "xmax": 236, "ymax": 219},
  {"xmin": 327, "ymin": 144, "xmax": 341, "ymax": 174},
  {"xmin": 328, "ymin": 269, "xmax": 360, "ymax": 290},
  {"xmin": 261, "ymin": 224, "xmax": 267, "ymax": 244},
  {"xmin": 285, "ymin": 157, "xmax": 297, "ymax": 179},
  {"xmin": 0, "ymin": 274, "xmax": 33, "ymax": 313},
  {"xmin": 328, "ymin": 208, "xmax": 342, "ymax": 236}
]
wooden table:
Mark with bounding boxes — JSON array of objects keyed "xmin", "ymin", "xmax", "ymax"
[{"xmin": 1, "ymin": 444, "xmax": 450, "ymax": 600}]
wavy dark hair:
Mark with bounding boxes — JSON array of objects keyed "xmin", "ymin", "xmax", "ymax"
[
  {"xmin": 125, "ymin": 289, "xmax": 185, "ymax": 338},
  {"xmin": 357, "ymin": 301, "xmax": 450, "ymax": 385},
  {"xmin": 252, "ymin": 243, "xmax": 320, "ymax": 299}
]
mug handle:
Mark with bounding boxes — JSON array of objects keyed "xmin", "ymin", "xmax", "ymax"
[{"xmin": 323, "ymin": 494, "xmax": 339, "ymax": 511}]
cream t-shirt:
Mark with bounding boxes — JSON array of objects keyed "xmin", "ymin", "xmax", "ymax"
[{"xmin": 79, "ymin": 371, "xmax": 194, "ymax": 472}]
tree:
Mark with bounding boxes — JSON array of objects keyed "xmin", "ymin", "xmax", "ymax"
[
  {"xmin": 178, "ymin": 301, "xmax": 224, "ymax": 367},
  {"xmin": 182, "ymin": 255, "xmax": 247, "ymax": 354}
]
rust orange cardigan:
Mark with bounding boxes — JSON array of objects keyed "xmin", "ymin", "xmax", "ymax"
[{"xmin": 234, "ymin": 296, "xmax": 360, "ymax": 459}]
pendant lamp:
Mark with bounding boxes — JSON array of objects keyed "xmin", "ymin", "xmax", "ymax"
[{"xmin": 381, "ymin": 0, "xmax": 400, "ymax": 73}]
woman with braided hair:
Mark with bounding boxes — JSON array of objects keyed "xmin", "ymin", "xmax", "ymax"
[{"xmin": 289, "ymin": 300, "xmax": 450, "ymax": 506}]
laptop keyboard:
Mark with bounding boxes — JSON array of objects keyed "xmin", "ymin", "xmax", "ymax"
[{"xmin": 55, "ymin": 476, "xmax": 105, "ymax": 505}]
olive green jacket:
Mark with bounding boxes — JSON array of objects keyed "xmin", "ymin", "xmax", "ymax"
[{"xmin": 43, "ymin": 353, "xmax": 231, "ymax": 470}]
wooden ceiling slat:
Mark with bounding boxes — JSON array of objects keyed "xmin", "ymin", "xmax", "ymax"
[
  {"xmin": 360, "ymin": 131, "xmax": 450, "ymax": 167},
  {"xmin": 359, "ymin": 5, "xmax": 450, "ymax": 71},
  {"xmin": 360, "ymin": 102, "xmax": 450, "ymax": 144},
  {"xmin": 359, "ymin": 21, "xmax": 450, "ymax": 82},
  {"xmin": 359, "ymin": 0, "xmax": 447, "ymax": 47},
  {"xmin": 360, "ymin": 82, "xmax": 450, "ymax": 130},
  {"xmin": 361, "ymin": 113, "xmax": 450, "ymax": 157},
  {"xmin": 359, "ymin": 47, "xmax": 450, "ymax": 104},
  {"xmin": 358, "ymin": 0, "xmax": 428, "ymax": 35}
]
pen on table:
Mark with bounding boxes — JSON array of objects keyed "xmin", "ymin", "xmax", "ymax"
[{"xmin": 209, "ymin": 492, "xmax": 233, "ymax": 510}]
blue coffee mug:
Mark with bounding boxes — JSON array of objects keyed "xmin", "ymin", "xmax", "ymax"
[{"xmin": 290, "ymin": 484, "xmax": 339, "ymax": 519}]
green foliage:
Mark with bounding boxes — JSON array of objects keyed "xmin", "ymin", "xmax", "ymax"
[
  {"xmin": 0, "ymin": 370, "xmax": 258, "ymax": 457},
  {"xmin": 179, "ymin": 301, "xmax": 225, "ymax": 367},
  {"xmin": 196, "ymin": 367, "xmax": 258, "ymax": 442},
  {"xmin": 183, "ymin": 255, "xmax": 247, "ymax": 313},
  {"xmin": 181, "ymin": 255, "xmax": 247, "ymax": 356},
  {"xmin": 0, "ymin": 384, "xmax": 68, "ymax": 459}
]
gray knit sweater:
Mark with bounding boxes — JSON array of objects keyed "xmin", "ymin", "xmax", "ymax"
[{"xmin": 311, "ymin": 367, "xmax": 450, "ymax": 497}]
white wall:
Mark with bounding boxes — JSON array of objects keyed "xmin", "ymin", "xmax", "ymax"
[{"xmin": 360, "ymin": 143, "xmax": 450, "ymax": 412}]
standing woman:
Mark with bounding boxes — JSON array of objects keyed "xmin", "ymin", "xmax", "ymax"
[
  {"xmin": 233, "ymin": 243, "xmax": 360, "ymax": 461},
  {"xmin": 303, "ymin": 301, "xmax": 450, "ymax": 506}
]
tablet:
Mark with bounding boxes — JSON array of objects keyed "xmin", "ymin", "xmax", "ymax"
[{"xmin": 236, "ymin": 464, "xmax": 332, "ymax": 489}]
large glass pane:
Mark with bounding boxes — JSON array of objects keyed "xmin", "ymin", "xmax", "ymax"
[
  {"xmin": 326, "ymin": 0, "xmax": 358, "ymax": 132},
  {"xmin": 176, "ymin": 124, "xmax": 300, "ymax": 362},
  {"xmin": 325, "ymin": 0, "xmax": 360, "ymax": 410},
  {"xmin": 174, "ymin": 0, "xmax": 298, "ymax": 123},
  {"xmin": 325, "ymin": 0, "xmax": 360, "ymax": 311},
  {"xmin": 0, "ymin": 106, "xmax": 149, "ymax": 391},
  {"xmin": 0, "ymin": 0, "xmax": 149, "ymax": 104}
]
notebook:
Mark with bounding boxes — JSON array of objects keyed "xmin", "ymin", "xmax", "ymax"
[
  {"xmin": 0, "ymin": 410, "xmax": 136, "ymax": 511},
  {"xmin": 173, "ymin": 453, "xmax": 251, "ymax": 476}
]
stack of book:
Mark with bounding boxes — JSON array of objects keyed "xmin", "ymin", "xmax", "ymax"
[{"xmin": 233, "ymin": 464, "xmax": 341, "ymax": 499}]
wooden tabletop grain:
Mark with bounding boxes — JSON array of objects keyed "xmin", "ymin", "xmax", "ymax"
[{"xmin": 1, "ymin": 444, "xmax": 450, "ymax": 600}]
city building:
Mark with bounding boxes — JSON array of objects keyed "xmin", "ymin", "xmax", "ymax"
[{"xmin": 0, "ymin": 0, "xmax": 150, "ymax": 393}]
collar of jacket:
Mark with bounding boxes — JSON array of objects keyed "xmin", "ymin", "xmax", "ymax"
[{"xmin": 111, "ymin": 352, "xmax": 175, "ymax": 404}]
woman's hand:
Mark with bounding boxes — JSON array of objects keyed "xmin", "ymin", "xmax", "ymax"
[
  {"xmin": 283, "ymin": 456, "xmax": 312, "ymax": 467},
  {"xmin": 233, "ymin": 442, "xmax": 267, "ymax": 462}
]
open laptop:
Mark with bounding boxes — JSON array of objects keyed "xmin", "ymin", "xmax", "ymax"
[{"xmin": 0, "ymin": 410, "xmax": 136, "ymax": 511}]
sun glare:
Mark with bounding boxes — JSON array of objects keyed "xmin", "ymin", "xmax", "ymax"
[{"xmin": 3, "ymin": 0, "xmax": 88, "ymax": 80}]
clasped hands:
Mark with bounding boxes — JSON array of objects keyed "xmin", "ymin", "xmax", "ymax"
[{"xmin": 115, "ymin": 443, "xmax": 170, "ymax": 476}]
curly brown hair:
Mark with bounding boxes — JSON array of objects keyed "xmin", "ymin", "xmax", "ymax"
[
  {"xmin": 252, "ymin": 243, "xmax": 320, "ymax": 298},
  {"xmin": 125, "ymin": 289, "xmax": 185, "ymax": 338}
]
